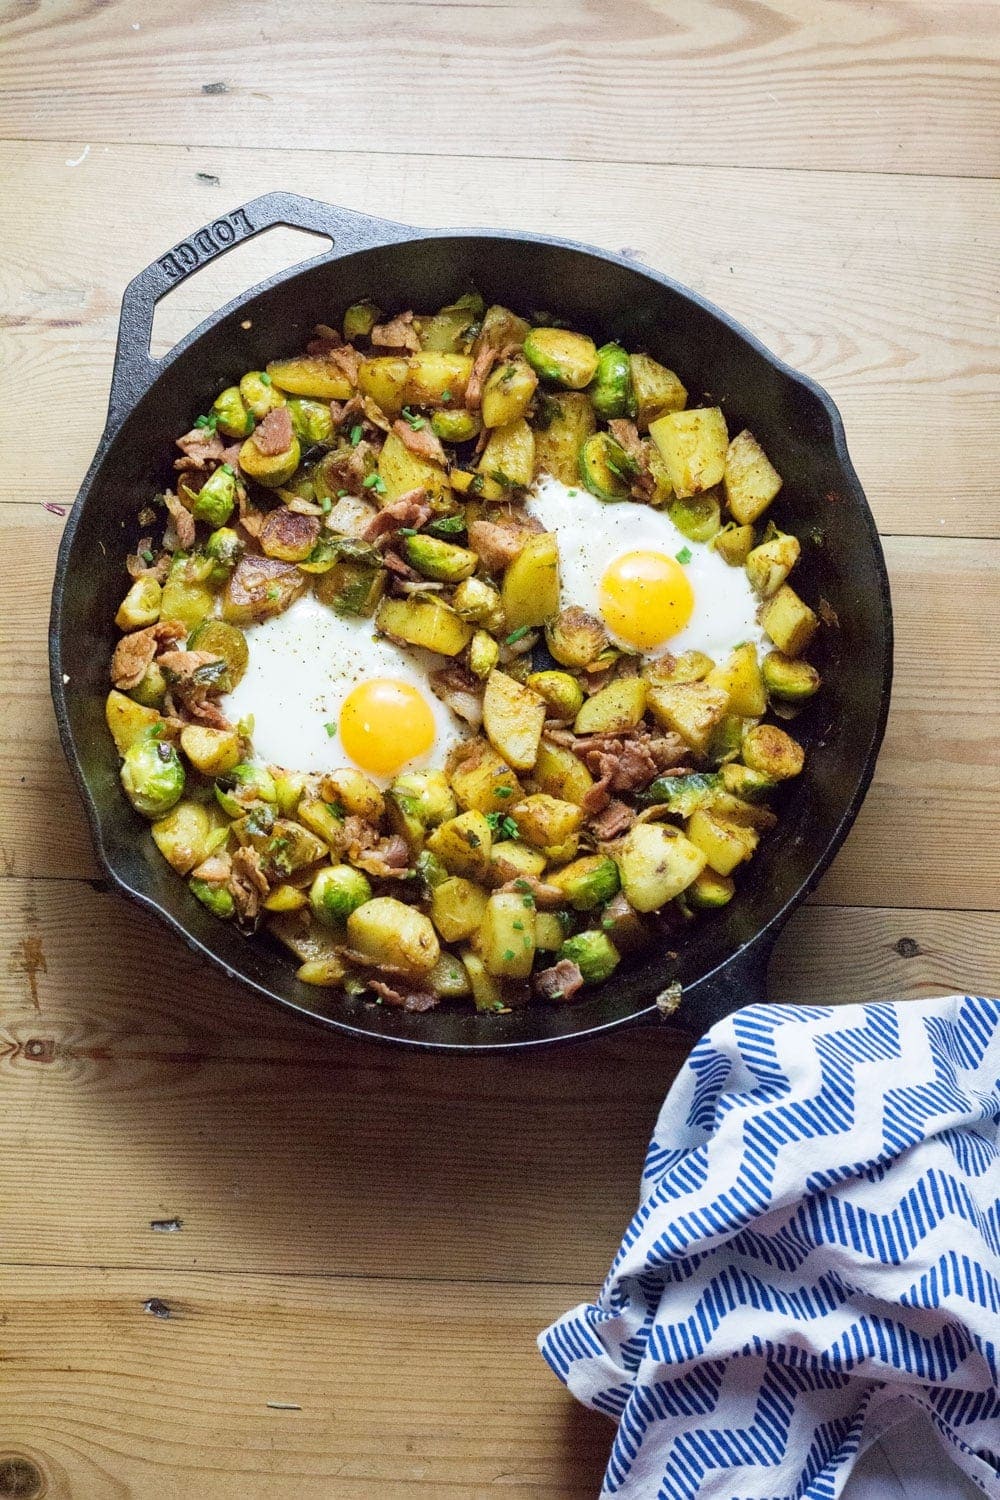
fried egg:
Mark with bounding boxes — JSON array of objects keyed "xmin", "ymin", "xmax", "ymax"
[
  {"xmin": 526, "ymin": 475, "xmax": 765, "ymax": 660},
  {"xmin": 221, "ymin": 592, "xmax": 465, "ymax": 781}
]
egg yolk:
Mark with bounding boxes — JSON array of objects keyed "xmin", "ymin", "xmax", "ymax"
[
  {"xmin": 339, "ymin": 678, "xmax": 437, "ymax": 778},
  {"xmin": 598, "ymin": 550, "xmax": 695, "ymax": 650}
]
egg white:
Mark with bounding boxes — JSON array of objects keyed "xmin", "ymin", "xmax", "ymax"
[
  {"xmin": 526, "ymin": 474, "xmax": 765, "ymax": 662},
  {"xmin": 221, "ymin": 591, "xmax": 467, "ymax": 780}
]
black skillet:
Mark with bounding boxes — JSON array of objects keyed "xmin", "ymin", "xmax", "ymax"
[{"xmin": 49, "ymin": 192, "xmax": 893, "ymax": 1051}]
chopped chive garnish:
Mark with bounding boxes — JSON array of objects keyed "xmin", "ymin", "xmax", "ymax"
[
  {"xmin": 349, "ymin": 423, "xmax": 363, "ymax": 446},
  {"xmin": 502, "ymin": 949, "xmax": 515, "ymax": 962},
  {"xmin": 494, "ymin": 785, "xmax": 513, "ymax": 798},
  {"xmin": 141, "ymin": 549, "xmax": 154, "ymax": 564},
  {"xmin": 324, "ymin": 722, "xmax": 337, "ymax": 737},
  {"xmin": 321, "ymin": 495, "xmax": 332, "ymax": 514},
  {"xmin": 505, "ymin": 625, "xmax": 531, "ymax": 645},
  {"xmin": 675, "ymin": 546, "xmax": 692, "ymax": 565},
  {"xmin": 397, "ymin": 526, "xmax": 418, "ymax": 537},
  {"xmin": 336, "ymin": 488, "xmax": 348, "ymax": 497},
  {"xmin": 441, "ymin": 388, "xmax": 452, "ymax": 402},
  {"xmin": 363, "ymin": 473, "xmax": 387, "ymax": 494},
  {"xmin": 221, "ymin": 463, "xmax": 235, "ymax": 476},
  {"xmin": 401, "ymin": 405, "xmax": 426, "ymax": 430},
  {"xmin": 259, "ymin": 370, "xmax": 272, "ymax": 385}
]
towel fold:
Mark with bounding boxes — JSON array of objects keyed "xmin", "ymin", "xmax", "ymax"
[{"xmin": 540, "ymin": 996, "xmax": 1000, "ymax": 1498}]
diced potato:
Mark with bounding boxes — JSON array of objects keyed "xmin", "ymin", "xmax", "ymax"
[
  {"xmin": 705, "ymin": 644, "xmax": 767, "ymax": 718},
  {"xmin": 447, "ymin": 738, "xmax": 522, "ymax": 814},
  {"xmin": 426, "ymin": 810, "xmax": 493, "ymax": 880},
  {"xmin": 177, "ymin": 724, "xmax": 240, "ymax": 778},
  {"xmin": 105, "ymin": 689, "xmax": 162, "ymax": 755},
  {"xmin": 450, "ymin": 469, "xmax": 505, "ymax": 501},
  {"xmin": 724, "ymin": 429, "xmax": 783, "ymax": 525},
  {"xmin": 317, "ymin": 768, "xmax": 383, "ymax": 823},
  {"xmin": 489, "ymin": 840, "xmax": 547, "ymax": 883},
  {"xmin": 222, "ymin": 555, "xmax": 306, "ymax": 626},
  {"xmin": 649, "ymin": 407, "xmax": 728, "ymax": 499},
  {"xmin": 377, "ymin": 428, "xmax": 452, "ymax": 507},
  {"xmin": 461, "ymin": 948, "xmax": 505, "ymax": 1012},
  {"xmin": 479, "ymin": 891, "xmax": 537, "ymax": 978},
  {"xmin": 296, "ymin": 798, "xmax": 345, "ymax": 850},
  {"xmin": 427, "ymin": 951, "xmax": 473, "ymax": 999},
  {"xmin": 115, "ymin": 577, "xmax": 162, "ymax": 631},
  {"xmin": 686, "ymin": 810, "xmax": 758, "ymax": 875},
  {"xmin": 478, "ymin": 417, "xmax": 535, "ymax": 489},
  {"xmin": 615, "ymin": 822, "xmax": 706, "ymax": 912},
  {"xmin": 532, "ymin": 739, "xmax": 594, "ymax": 806},
  {"xmin": 741, "ymin": 724, "xmax": 805, "ymax": 780},
  {"xmin": 532, "ymin": 392, "xmax": 596, "ymax": 484},
  {"xmin": 406, "ymin": 351, "xmax": 473, "ymax": 406},
  {"xmin": 151, "ymin": 799, "xmax": 213, "ymax": 875},
  {"xmin": 535, "ymin": 911, "xmax": 567, "ymax": 951},
  {"xmin": 357, "ymin": 355, "xmax": 411, "ymax": 416},
  {"xmin": 481, "ymin": 353, "xmax": 538, "ymax": 428},
  {"xmin": 430, "ymin": 877, "xmax": 490, "ymax": 942},
  {"xmin": 482, "ymin": 670, "xmax": 547, "ymax": 772},
  {"xmin": 761, "ymin": 585, "xmax": 818, "ymax": 657},
  {"xmin": 501, "ymin": 532, "xmax": 560, "ymax": 632},
  {"xmin": 375, "ymin": 596, "xmax": 472, "ymax": 657},
  {"xmin": 574, "ymin": 677, "xmax": 647, "ymax": 735},
  {"xmin": 510, "ymin": 794, "xmax": 583, "ymax": 849},
  {"xmin": 541, "ymin": 834, "xmax": 579, "ymax": 866},
  {"xmin": 628, "ymin": 353, "xmax": 688, "ymax": 430},
  {"xmin": 346, "ymin": 896, "xmax": 440, "ymax": 973},
  {"xmin": 235, "ymin": 816, "xmax": 328, "ymax": 881},
  {"xmin": 420, "ymin": 294, "xmax": 482, "ymax": 353},
  {"xmin": 297, "ymin": 957, "xmax": 348, "ymax": 987},
  {"xmin": 712, "ymin": 521, "xmax": 756, "ymax": 566},
  {"xmin": 746, "ymin": 528, "xmax": 800, "ymax": 597},
  {"xmin": 646, "ymin": 680, "xmax": 729, "ymax": 756},
  {"xmin": 269, "ymin": 911, "xmax": 347, "ymax": 964},
  {"xmin": 267, "ymin": 355, "xmax": 354, "ymax": 400},
  {"xmin": 475, "ymin": 304, "xmax": 531, "ymax": 356}
]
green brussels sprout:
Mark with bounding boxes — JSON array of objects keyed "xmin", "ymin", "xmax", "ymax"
[
  {"xmin": 310, "ymin": 864, "xmax": 373, "ymax": 926},
  {"xmin": 214, "ymin": 762, "xmax": 277, "ymax": 817},
  {"xmin": 548, "ymin": 854, "xmax": 621, "ymax": 911},
  {"xmin": 545, "ymin": 606, "xmax": 609, "ymax": 669},
  {"xmin": 210, "ymin": 385, "xmax": 254, "ymax": 438},
  {"xmin": 523, "ymin": 327, "xmax": 599, "ymax": 389},
  {"xmin": 641, "ymin": 772, "xmax": 722, "ymax": 817},
  {"xmin": 452, "ymin": 576, "xmax": 505, "ymax": 632},
  {"xmin": 558, "ymin": 929, "xmax": 620, "ymax": 983},
  {"xmin": 273, "ymin": 770, "xmax": 306, "ymax": 816},
  {"xmin": 668, "ymin": 491, "xmax": 721, "ymax": 543},
  {"xmin": 401, "ymin": 533, "xmax": 478, "ymax": 582},
  {"xmin": 468, "ymin": 628, "xmax": 500, "ymax": 680},
  {"xmin": 741, "ymin": 724, "xmax": 805, "ymax": 781},
  {"xmin": 415, "ymin": 848, "xmax": 449, "ymax": 891},
  {"xmin": 431, "ymin": 407, "xmax": 482, "ymax": 443},
  {"xmin": 190, "ymin": 465, "xmax": 236, "ymax": 527},
  {"xmin": 128, "ymin": 661, "xmax": 167, "ymax": 707},
  {"xmin": 238, "ymin": 430, "xmax": 301, "ymax": 488},
  {"xmin": 761, "ymin": 651, "xmax": 821, "ymax": 703},
  {"xmin": 525, "ymin": 670, "xmax": 584, "ymax": 720},
  {"xmin": 421, "ymin": 293, "xmax": 485, "ymax": 352},
  {"xmin": 578, "ymin": 432, "xmax": 637, "ymax": 501},
  {"xmin": 287, "ymin": 397, "xmax": 335, "ymax": 445},
  {"xmin": 204, "ymin": 526, "xmax": 244, "ymax": 574},
  {"xmin": 120, "ymin": 730, "xmax": 185, "ymax": 818},
  {"xmin": 708, "ymin": 714, "xmax": 745, "ymax": 766},
  {"xmin": 343, "ymin": 299, "xmax": 381, "ymax": 341},
  {"xmin": 239, "ymin": 370, "xmax": 285, "ymax": 420},
  {"xmin": 390, "ymin": 769, "xmax": 458, "ymax": 828},
  {"xmin": 686, "ymin": 868, "xmax": 736, "ymax": 910},
  {"xmin": 188, "ymin": 619, "xmax": 249, "ymax": 690},
  {"xmin": 589, "ymin": 342, "xmax": 635, "ymax": 421},
  {"xmin": 720, "ymin": 762, "xmax": 776, "ymax": 802},
  {"xmin": 189, "ymin": 877, "xmax": 236, "ymax": 918}
]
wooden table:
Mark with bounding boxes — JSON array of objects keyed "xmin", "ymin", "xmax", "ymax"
[{"xmin": 1, "ymin": 2, "xmax": 998, "ymax": 1493}]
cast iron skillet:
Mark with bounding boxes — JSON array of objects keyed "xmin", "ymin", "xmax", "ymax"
[{"xmin": 49, "ymin": 192, "xmax": 892, "ymax": 1051}]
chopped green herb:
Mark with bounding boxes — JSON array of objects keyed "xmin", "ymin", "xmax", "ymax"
[
  {"xmin": 427, "ymin": 514, "xmax": 466, "ymax": 540},
  {"xmin": 259, "ymin": 371, "xmax": 272, "ymax": 385},
  {"xmin": 601, "ymin": 915, "xmax": 615, "ymax": 931},
  {"xmin": 567, "ymin": 489, "xmax": 577, "ymax": 496},
  {"xmin": 237, "ymin": 714, "xmax": 255, "ymax": 737},
  {"xmin": 441, "ymin": 388, "xmax": 452, "ymax": 403},
  {"xmin": 548, "ymin": 988, "xmax": 565, "ymax": 1000},
  {"xmin": 493, "ymin": 785, "xmax": 514, "ymax": 799},
  {"xmin": 401, "ymin": 405, "xmax": 426, "ymax": 430},
  {"xmin": 324, "ymin": 722, "xmax": 337, "ymax": 738},
  {"xmin": 193, "ymin": 412, "xmax": 220, "ymax": 432},
  {"xmin": 265, "ymin": 586, "xmax": 280, "ymax": 601},
  {"xmin": 490, "ymin": 999, "xmax": 507, "ymax": 1012},
  {"xmin": 140, "ymin": 548, "xmax": 155, "ymax": 564},
  {"xmin": 522, "ymin": 895, "xmax": 534, "ymax": 909},
  {"xmin": 363, "ymin": 473, "xmax": 387, "ymax": 494},
  {"xmin": 221, "ymin": 463, "xmax": 235, "ymax": 476},
  {"xmin": 324, "ymin": 800, "xmax": 344, "ymax": 817},
  {"xmin": 502, "ymin": 948, "xmax": 516, "ymax": 962},
  {"xmin": 321, "ymin": 495, "xmax": 332, "ymax": 514},
  {"xmin": 675, "ymin": 546, "xmax": 692, "ymax": 565},
  {"xmin": 512, "ymin": 919, "xmax": 524, "ymax": 931},
  {"xmin": 505, "ymin": 625, "xmax": 531, "ymax": 645},
  {"xmin": 485, "ymin": 812, "xmax": 520, "ymax": 839},
  {"xmin": 336, "ymin": 488, "xmax": 348, "ymax": 498},
  {"xmin": 349, "ymin": 423, "xmax": 363, "ymax": 446},
  {"xmin": 733, "ymin": 640, "xmax": 748, "ymax": 649},
  {"xmin": 397, "ymin": 526, "xmax": 418, "ymax": 537}
]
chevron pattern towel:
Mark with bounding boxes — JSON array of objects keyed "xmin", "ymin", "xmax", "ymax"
[{"xmin": 540, "ymin": 996, "xmax": 1000, "ymax": 1499}]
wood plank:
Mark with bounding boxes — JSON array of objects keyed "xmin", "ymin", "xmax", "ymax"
[
  {"xmin": 1, "ymin": 876, "xmax": 996, "ymax": 1280},
  {"xmin": 3, "ymin": 502, "xmax": 996, "ymax": 907},
  {"xmin": 1, "ymin": 0, "xmax": 997, "ymax": 177},
  {"xmin": 2, "ymin": 140, "xmax": 998, "ymax": 537},
  {"xmin": 0, "ymin": 1265, "xmax": 610, "ymax": 1498}
]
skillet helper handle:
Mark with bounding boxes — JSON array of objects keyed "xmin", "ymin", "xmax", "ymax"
[
  {"xmin": 107, "ymin": 191, "xmax": 412, "ymax": 428},
  {"xmin": 656, "ymin": 929, "xmax": 777, "ymax": 1033}
]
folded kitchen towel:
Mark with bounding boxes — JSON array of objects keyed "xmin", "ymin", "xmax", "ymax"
[{"xmin": 540, "ymin": 996, "xmax": 1000, "ymax": 1499}]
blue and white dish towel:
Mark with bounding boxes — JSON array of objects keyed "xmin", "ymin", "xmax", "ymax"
[{"xmin": 540, "ymin": 995, "xmax": 1000, "ymax": 1498}]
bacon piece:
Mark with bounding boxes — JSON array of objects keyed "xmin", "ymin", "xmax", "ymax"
[
  {"xmin": 371, "ymin": 311, "xmax": 420, "ymax": 353},
  {"xmin": 126, "ymin": 539, "xmax": 170, "ymax": 583},
  {"xmin": 164, "ymin": 490, "xmax": 196, "ymax": 550},
  {"xmin": 368, "ymin": 978, "xmax": 439, "ymax": 1012},
  {"xmin": 229, "ymin": 846, "xmax": 269, "ymax": 925},
  {"xmin": 464, "ymin": 342, "xmax": 498, "ymax": 411},
  {"xmin": 430, "ymin": 665, "xmax": 483, "ymax": 729},
  {"xmin": 608, "ymin": 418, "xmax": 643, "ymax": 463},
  {"xmin": 236, "ymin": 489, "xmax": 266, "ymax": 539},
  {"xmin": 588, "ymin": 798, "xmax": 635, "ymax": 840},
  {"xmin": 383, "ymin": 550, "xmax": 420, "ymax": 580},
  {"xmin": 361, "ymin": 490, "xmax": 431, "ymax": 541},
  {"xmin": 252, "ymin": 405, "xmax": 294, "ymax": 456},
  {"xmin": 468, "ymin": 519, "xmax": 526, "ymax": 572},
  {"xmin": 174, "ymin": 428, "xmax": 225, "ymax": 471},
  {"xmin": 581, "ymin": 775, "xmax": 612, "ymax": 816},
  {"xmin": 328, "ymin": 345, "xmax": 361, "ymax": 384},
  {"xmin": 498, "ymin": 875, "xmax": 565, "ymax": 910},
  {"xmin": 109, "ymin": 619, "xmax": 185, "ymax": 690},
  {"xmin": 306, "ymin": 323, "xmax": 342, "ymax": 355},
  {"xmin": 353, "ymin": 835, "xmax": 412, "ymax": 880},
  {"xmin": 329, "ymin": 393, "xmax": 365, "ymax": 427},
  {"xmin": 392, "ymin": 418, "xmax": 447, "ymax": 466},
  {"xmin": 534, "ymin": 959, "xmax": 584, "ymax": 1002},
  {"xmin": 190, "ymin": 851, "xmax": 232, "ymax": 884}
]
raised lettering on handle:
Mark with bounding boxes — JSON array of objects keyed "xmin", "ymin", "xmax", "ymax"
[{"xmin": 157, "ymin": 206, "xmax": 255, "ymax": 282}]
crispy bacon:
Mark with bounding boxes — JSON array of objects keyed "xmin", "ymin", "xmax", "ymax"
[
  {"xmin": 371, "ymin": 311, "xmax": 420, "ymax": 353},
  {"xmin": 329, "ymin": 393, "xmax": 365, "ymax": 427},
  {"xmin": 498, "ymin": 875, "xmax": 566, "ymax": 910},
  {"xmin": 328, "ymin": 345, "xmax": 361, "ymax": 384},
  {"xmin": 534, "ymin": 959, "xmax": 584, "ymax": 1002},
  {"xmin": 253, "ymin": 405, "xmax": 294, "ymax": 456},
  {"xmin": 588, "ymin": 797, "xmax": 635, "ymax": 840},
  {"xmin": 353, "ymin": 835, "xmax": 413, "ymax": 880},
  {"xmin": 467, "ymin": 519, "xmax": 526, "ymax": 572},
  {"xmin": 110, "ymin": 619, "xmax": 185, "ymax": 690},
  {"xmin": 361, "ymin": 490, "xmax": 431, "ymax": 541},
  {"xmin": 229, "ymin": 846, "xmax": 269, "ymax": 925},
  {"xmin": 392, "ymin": 418, "xmax": 447, "ymax": 466},
  {"xmin": 164, "ymin": 490, "xmax": 196, "ymax": 550},
  {"xmin": 368, "ymin": 978, "xmax": 439, "ymax": 1012},
  {"xmin": 174, "ymin": 428, "xmax": 225, "ymax": 471},
  {"xmin": 464, "ymin": 342, "xmax": 497, "ymax": 411}
]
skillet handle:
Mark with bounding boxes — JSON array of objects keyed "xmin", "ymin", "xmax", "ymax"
[
  {"xmin": 107, "ymin": 191, "xmax": 414, "ymax": 427},
  {"xmin": 655, "ymin": 929, "xmax": 777, "ymax": 1034}
]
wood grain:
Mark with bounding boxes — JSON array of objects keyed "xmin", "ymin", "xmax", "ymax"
[
  {"xmin": 1, "ymin": 876, "xmax": 996, "ymax": 1281},
  {"xmin": 0, "ymin": 1265, "xmax": 610, "ymax": 1498},
  {"xmin": 2, "ymin": 140, "xmax": 998, "ymax": 538},
  {"xmin": 1, "ymin": 0, "xmax": 997, "ymax": 177},
  {"xmin": 3, "ymin": 503, "xmax": 996, "ymax": 907}
]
